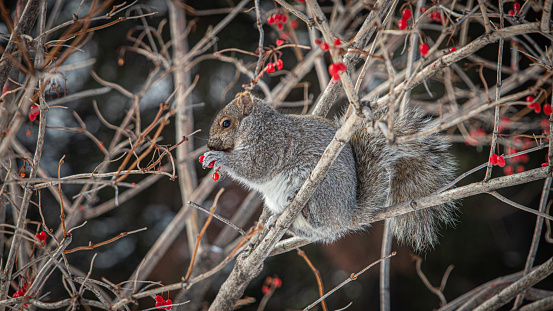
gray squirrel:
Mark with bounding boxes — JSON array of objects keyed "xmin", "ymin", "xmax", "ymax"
[{"xmin": 202, "ymin": 91, "xmax": 456, "ymax": 252}]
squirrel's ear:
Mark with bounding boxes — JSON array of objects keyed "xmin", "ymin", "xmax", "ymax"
[{"xmin": 237, "ymin": 92, "xmax": 255, "ymax": 116}]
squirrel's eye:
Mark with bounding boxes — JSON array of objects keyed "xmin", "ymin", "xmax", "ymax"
[{"xmin": 221, "ymin": 119, "xmax": 231, "ymax": 128}]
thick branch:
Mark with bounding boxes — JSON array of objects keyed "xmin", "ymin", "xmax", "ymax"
[{"xmin": 473, "ymin": 256, "xmax": 553, "ymax": 311}]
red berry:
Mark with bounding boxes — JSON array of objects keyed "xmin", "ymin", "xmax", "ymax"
[
  {"xmin": 430, "ymin": 12, "xmax": 443, "ymax": 22},
  {"xmin": 542, "ymin": 162, "xmax": 549, "ymax": 167},
  {"xmin": 504, "ymin": 165, "xmax": 514, "ymax": 175},
  {"xmin": 544, "ymin": 104, "xmax": 552, "ymax": 115},
  {"xmin": 28, "ymin": 104, "xmax": 40, "ymax": 121},
  {"xmin": 212, "ymin": 171, "xmax": 220, "ymax": 181},
  {"xmin": 155, "ymin": 301, "xmax": 164, "ymax": 308},
  {"xmin": 266, "ymin": 63, "xmax": 275, "ymax": 73},
  {"xmin": 490, "ymin": 154, "xmax": 499, "ymax": 165},
  {"xmin": 402, "ymin": 8, "xmax": 412, "ymax": 20},
  {"xmin": 516, "ymin": 165, "xmax": 525, "ymax": 173},
  {"xmin": 398, "ymin": 18, "xmax": 408, "ymax": 30},
  {"xmin": 268, "ymin": 16, "xmax": 275, "ymax": 25},
  {"xmin": 277, "ymin": 23, "xmax": 283, "ymax": 30},
  {"xmin": 262, "ymin": 285, "xmax": 270, "ymax": 295},
  {"xmin": 328, "ymin": 64, "xmax": 341, "ymax": 80},
  {"xmin": 155, "ymin": 296, "xmax": 164, "ymax": 302},
  {"xmin": 198, "ymin": 155, "xmax": 205, "ymax": 163},
  {"xmin": 513, "ymin": 2, "xmax": 521, "ymax": 13},
  {"xmin": 275, "ymin": 59, "xmax": 283, "ymax": 71},
  {"xmin": 13, "ymin": 290, "xmax": 24, "ymax": 298},
  {"xmin": 449, "ymin": 47, "xmax": 456, "ymax": 52},
  {"xmin": 165, "ymin": 299, "xmax": 172, "ymax": 310},
  {"xmin": 497, "ymin": 155, "xmax": 506, "ymax": 167},
  {"xmin": 334, "ymin": 38, "xmax": 341, "ymax": 46},
  {"xmin": 281, "ymin": 15, "xmax": 287, "ymax": 23},
  {"xmin": 208, "ymin": 161, "xmax": 215, "ymax": 168},
  {"xmin": 419, "ymin": 43, "xmax": 429, "ymax": 56},
  {"xmin": 337, "ymin": 62, "xmax": 347, "ymax": 72},
  {"xmin": 276, "ymin": 39, "xmax": 284, "ymax": 47},
  {"xmin": 508, "ymin": 9, "xmax": 515, "ymax": 15},
  {"xmin": 272, "ymin": 277, "xmax": 282, "ymax": 288},
  {"xmin": 320, "ymin": 42, "xmax": 329, "ymax": 51},
  {"xmin": 534, "ymin": 103, "xmax": 542, "ymax": 114},
  {"xmin": 315, "ymin": 38, "xmax": 322, "ymax": 44},
  {"xmin": 526, "ymin": 96, "xmax": 535, "ymax": 102},
  {"xmin": 35, "ymin": 231, "xmax": 47, "ymax": 243}
]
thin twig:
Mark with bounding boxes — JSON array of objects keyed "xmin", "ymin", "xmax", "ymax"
[
  {"xmin": 297, "ymin": 248, "xmax": 328, "ymax": 311},
  {"xmin": 303, "ymin": 252, "xmax": 396, "ymax": 311},
  {"xmin": 64, "ymin": 227, "xmax": 147, "ymax": 254}
]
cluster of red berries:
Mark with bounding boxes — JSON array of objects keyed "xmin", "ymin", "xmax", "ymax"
[
  {"xmin": 154, "ymin": 295, "xmax": 172, "ymax": 310},
  {"xmin": 35, "ymin": 231, "xmax": 47, "ymax": 246},
  {"xmin": 261, "ymin": 276, "xmax": 282, "ymax": 295},
  {"xmin": 429, "ymin": 11, "xmax": 444, "ymax": 22},
  {"xmin": 489, "ymin": 154, "xmax": 506, "ymax": 167},
  {"xmin": 267, "ymin": 13, "xmax": 287, "ymax": 30},
  {"xmin": 199, "ymin": 156, "xmax": 220, "ymax": 181},
  {"xmin": 314, "ymin": 38, "xmax": 341, "ymax": 52},
  {"xmin": 12, "ymin": 282, "xmax": 31, "ymax": 306},
  {"xmin": 274, "ymin": 20, "xmax": 298, "ymax": 43},
  {"xmin": 526, "ymin": 96, "xmax": 552, "ymax": 115},
  {"xmin": 29, "ymin": 104, "xmax": 39, "ymax": 121},
  {"xmin": 508, "ymin": 2, "xmax": 521, "ymax": 15},
  {"xmin": 508, "ymin": 138, "xmax": 531, "ymax": 163},
  {"xmin": 314, "ymin": 38, "xmax": 328, "ymax": 51},
  {"xmin": 398, "ymin": 8, "xmax": 412, "ymax": 30},
  {"xmin": 502, "ymin": 137, "xmax": 532, "ymax": 175},
  {"xmin": 266, "ymin": 59, "xmax": 284, "ymax": 73},
  {"xmin": 13, "ymin": 288, "xmax": 25, "ymax": 298},
  {"xmin": 419, "ymin": 8, "xmax": 444, "ymax": 22},
  {"xmin": 328, "ymin": 62, "xmax": 347, "ymax": 81}
]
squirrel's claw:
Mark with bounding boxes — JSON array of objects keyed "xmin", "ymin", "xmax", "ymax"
[{"xmin": 202, "ymin": 151, "xmax": 225, "ymax": 170}]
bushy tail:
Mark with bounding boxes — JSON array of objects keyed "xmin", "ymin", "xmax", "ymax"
[{"xmin": 350, "ymin": 105, "xmax": 456, "ymax": 252}]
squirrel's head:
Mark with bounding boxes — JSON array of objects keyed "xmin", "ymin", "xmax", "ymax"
[{"xmin": 207, "ymin": 91, "xmax": 255, "ymax": 152}]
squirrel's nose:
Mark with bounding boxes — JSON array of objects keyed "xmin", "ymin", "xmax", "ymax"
[{"xmin": 207, "ymin": 138, "xmax": 221, "ymax": 151}]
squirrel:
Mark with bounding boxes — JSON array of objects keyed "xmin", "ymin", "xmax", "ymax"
[{"xmin": 202, "ymin": 91, "xmax": 456, "ymax": 252}]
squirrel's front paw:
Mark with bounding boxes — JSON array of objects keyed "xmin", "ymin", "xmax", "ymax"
[{"xmin": 201, "ymin": 151, "xmax": 226, "ymax": 170}]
